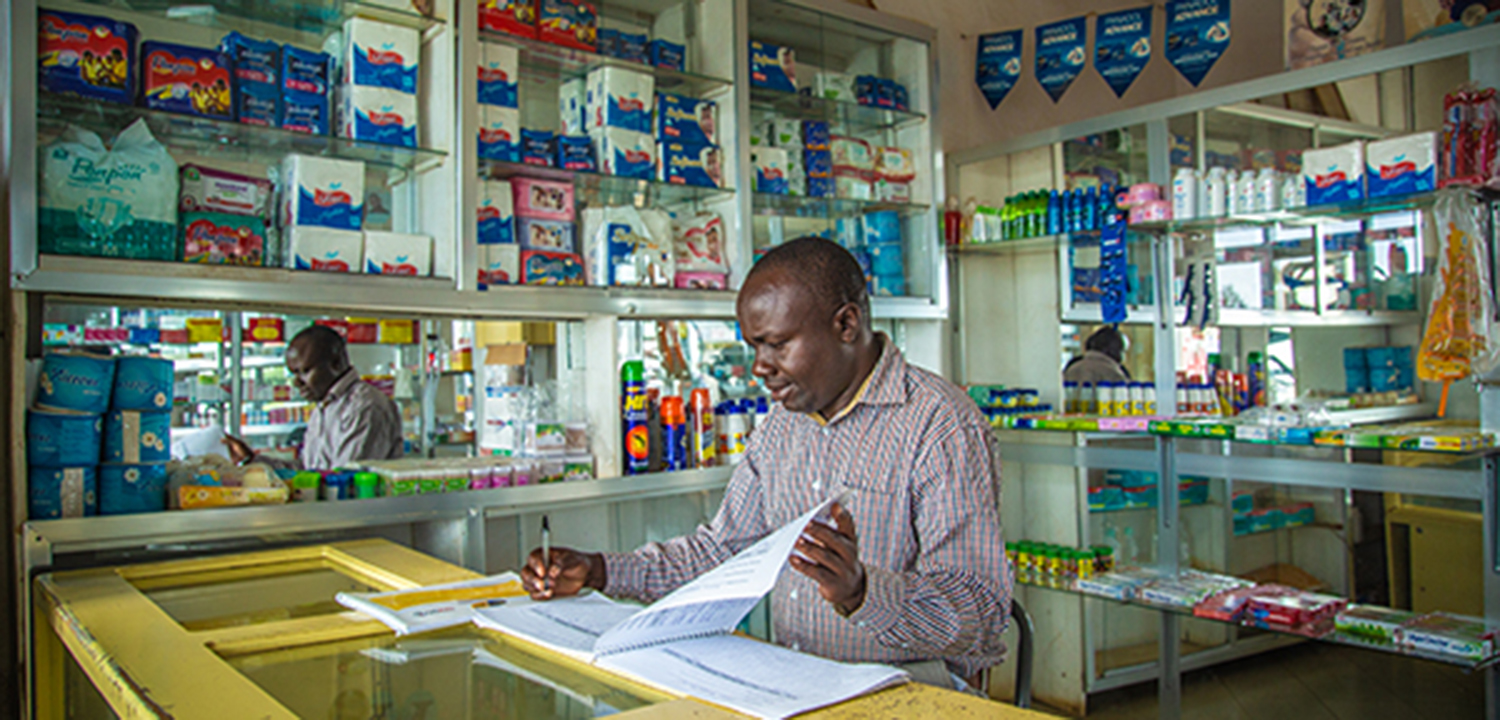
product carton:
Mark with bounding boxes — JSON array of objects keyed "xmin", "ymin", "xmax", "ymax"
[
  {"xmin": 287, "ymin": 226, "xmax": 363, "ymax": 272},
  {"xmin": 343, "ymin": 17, "xmax": 419, "ymax": 94},
  {"xmin": 1302, "ymin": 141, "xmax": 1365, "ymax": 206},
  {"xmin": 1366, "ymin": 131, "xmax": 1437, "ymax": 198},
  {"xmin": 281, "ymin": 154, "xmax": 364, "ymax": 231}
]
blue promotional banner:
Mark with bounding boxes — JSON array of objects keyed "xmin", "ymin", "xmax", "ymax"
[
  {"xmin": 1094, "ymin": 7, "xmax": 1153, "ymax": 98},
  {"xmin": 1034, "ymin": 17, "xmax": 1087, "ymax": 103},
  {"xmin": 976, "ymin": 30, "xmax": 1023, "ymax": 110},
  {"xmin": 1165, "ymin": 0, "xmax": 1231, "ymax": 87}
]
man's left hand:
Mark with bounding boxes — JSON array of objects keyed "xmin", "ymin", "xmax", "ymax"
[{"xmin": 790, "ymin": 502, "xmax": 866, "ymax": 615}]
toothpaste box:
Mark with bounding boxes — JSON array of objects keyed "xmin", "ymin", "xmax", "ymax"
[
  {"xmin": 287, "ymin": 226, "xmax": 363, "ymax": 272},
  {"xmin": 586, "ymin": 66, "xmax": 654, "ymax": 133},
  {"xmin": 512, "ymin": 177, "xmax": 574, "ymax": 220},
  {"xmin": 1303, "ymin": 141, "xmax": 1366, "ymax": 206},
  {"xmin": 802, "ymin": 120, "xmax": 830, "ymax": 150},
  {"xmin": 141, "ymin": 42, "xmax": 234, "ymax": 120},
  {"xmin": 283, "ymin": 45, "xmax": 332, "ymax": 96},
  {"xmin": 478, "ymin": 180, "xmax": 515, "ymax": 244},
  {"xmin": 518, "ymin": 217, "xmax": 576, "ymax": 252},
  {"xmin": 591, "ymin": 127, "xmax": 655, "ymax": 179},
  {"xmin": 344, "ymin": 18, "xmax": 419, "ymax": 94},
  {"xmin": 557, "ymin": 135, "xmax": 596, "ymax": 171},
  {"xmin": 1366, "ymin": 132, "xmax": 1437, "ymax": 199},
  {"xmin": 659, "ymin": 142, "xmax": 722, "ymax": 188},
  {"xmin": 179, "ymin": 165, "xmax": 273, "ymax": 218},
  {"xmin": 281, "ymin": 154, "xmax": 364, "ymax": 231},
  {"xmin": 363, "ymin": 230, "xmax": 432, "ymax": 275},
  {"xmin": 538, "ymin": 0, "xmax": 597, "ymax": 52},
  {"xmin": 181, "ymin": 211, "xmax": 267, "ymax": 266},
  {"xmin": 752, "ymin": 148, "xmax": 788, "ymax": 195},
  {"xmin": 522, "ymin": 129, "xmax": 557, "ymax": 166},
  {"xmin": 478, "ymin": 242, "xmax": 521, "ymax": 287},
  {"xmin": 478, "ymin": 105, "xmax": 521, "ymax": 161},
  {"xmin": 749, "ymin": 40, "xmax": 796, "ymax": 93},
  {"xmin": 479, "ymin": 0, "xmax": 537, "ymax": 38},
  {"xmin": 648, "ymin": 38, "xmax": 685, "ymax": 71},
  {"xmin": 341, "ymin": 85, "xmax": 418, "ymax": 147},
  {"xmin": 522, "ymin": 249, "xmax": 585, "ymax": 285},
  {"xmin": 656, "ymin": 93, "xmax": 717, "ymax": 146},
  {"xmin": 559, "ymin": 77, "xmax": 587, "ymax": 136},
  {"xmin": 478, "ymin": 42, "xmax": 519, "ymax": 108},
  {"xmin": 221, "ymin": 32, "xmax": 279, "ymax": 127},
  {"xmin": 39, "ymin": 10, "xmax": 138, "ymax": 104}
]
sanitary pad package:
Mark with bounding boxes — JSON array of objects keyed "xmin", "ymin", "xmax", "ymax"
[
  {"xmin": 586, "ymin": 66, "xmax": 654, "ymax": 133},
  {"xmin": 659, "ymin": 142, "xmax": 722, "ymax": 188},
  {"xmin": 221, "ymin": 32, "xmax": 280, "ymax": 127},
  {"xmin": 342, "ymin": 18, "xmax": 419, "ymax": 94},
  {"xmin": 141, "ymin": 42, "xmax": 233, "ymax": 120},
  {"xmin": 557, "ymin": 135, "xmax": 595, "ymax": 171},
  {"xmin": 522, "ymin": 129, "xmax": 557, "ymax": 166},
  {"xmin": 1303, "ymin": 141, "xmax": 1366, "ymax": 206},
  {"xmin": 39, "ymin": 122, "xmax": 179, "ymax": 260},
  {"xmin": 364, "ymin": 231, "xmax": 431, "ymax": 275},
  {"xmin": 38, "ymin": 10, "xmax": 138, "ymax": 104},
  {"xmin": 648, "ymin": 38, "xmax": 685, "ymax": 71},
  {"xmin": 1366, "ymin": 132, "xmax": 1437, "ymax": 199},
  {"xmin": 749, "ymin": 40, "xmax": 796, "ymax": 92},
  {"xmin": 592, "ymin": 127, "xmax": 655, "ymax": 179},
  {"xmin": 341, "ymin": 85, "xmax": 418, "ymax": 147},
  {"xmin": 655, "ymin": 93, "xmax": 717, "ymax": 146},
  {"xmin": 538, "ymin": 0, "xmax": 597, "ymax": 51},
  {"xmin": 281, "ymin": 154, "xmax": 364, "ymax": 231},
  {"xmin": 181, "ymin": 211, "xmax": 267, "ymax": 265},
  {"xmin": 478, "ymin": 179, "xmax": 515, "ymax": 245},
  {"xmin": 281, "ymin": 46, "xmax": 332, "ymax": 134},
  {"xmin": 478, "ymin": 106, "xmax": 521, "ymax": 161},
  {"xmin": 478, "ymin": 42, "xmax": 519, "ymax": 108},
  {"xmin": 287, "ymin": 226, "xmax": 363, "ymax": 272}
]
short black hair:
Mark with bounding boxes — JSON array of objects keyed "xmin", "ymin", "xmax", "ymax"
[
  {"xmin": 1085, "ymin": 326, "xmax": 1125, "ymax": 362},
  {"xmin": 746, "ymin": 236, "xmax": 870, "ymax": 321},
  {"xmin": 291, "ymin": 324, "xmax": 350, "ymax": 370}
]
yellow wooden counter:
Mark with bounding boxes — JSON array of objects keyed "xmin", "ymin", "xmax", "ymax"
[{"xmin": 33, "ymin": 539, "xmax": 1046, "ymax": 719}]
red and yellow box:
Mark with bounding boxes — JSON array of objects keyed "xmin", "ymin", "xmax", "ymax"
[{"xmin": 247, "ymin": 317, "xmax": 284, "ymax": 343}]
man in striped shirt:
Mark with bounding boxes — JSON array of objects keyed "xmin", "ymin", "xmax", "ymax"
[{"xmin": 523, "ymin": 237, "xmax": 1011, "ymax": 689}]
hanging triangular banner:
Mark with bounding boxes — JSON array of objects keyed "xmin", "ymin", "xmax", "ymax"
[
  {"xmin": 1165, "ymin": 0, "xmax": 1231, "ymax": 87},
  {"xmin": 1035, "ymin": 16, "xmax": 1088, "ymax": 103},
  {"xmin": 1095, "ymin": 6, "xmax": 1153, "ymax": 98},
  {"xmin": 976, "ymin": 30, "xmax": 1024, "ymax": 110}
]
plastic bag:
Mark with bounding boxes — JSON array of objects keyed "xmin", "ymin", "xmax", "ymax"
[
  {"xmin": 580, "ymin": 205, "xmax": 675, "ymax": 287},
  {"xmin": 1417, "ymin": 189, "xmax": 1499, "ymax": 411},
  {"xmin": 39, "ymin": 119, "xmax": 179, "ymax": 259}
]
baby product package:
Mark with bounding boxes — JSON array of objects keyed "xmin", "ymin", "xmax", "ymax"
[
  {"xmin": 179, "ymin": 164, "xmax": 272, "ymax": 219},
  {"xmin": 39, "ymin": 121, "xmax": 179, "ymax": 260},
  {"xmin": 768, "ymin": 119, "xmax": 802, "ymax": 148},
  {"xmin": 1367, "ymin": 132, "xmax": 1437, "ymax": 199},
  {"xmin": 749, "ymin": 40, "xmax": 796, "ymax": 92},
  {"xmin": 38, "ymin": 10, "xmax": 138, "ymax": 104},
  {"xmin": 479, "ymin": 0, "xmax": 537, "ymax": 38},
  {"xmin": 521, "ymin": 129, "xmax": 557, "ymax": 166},
  {"xmin": 559, "ymin": 77, "xmax": 587, "ymax": 136},
  {"xmin": 281, "ymin": 154, "xmax": 364, "ymax": 231},
  {"xmin": 812, "ymin": 72, "xmax": 855, "ymax": 102},
  {"xmin": 1303, "ymin": 141, "xmax": 1366, "ymax": 206},
  {"xmin": 287, "ymin": 226, "xmax": 363, "ymax": 272},
  {"xmin": 752, "ymin": 147, "xmax": 788, "ymax": 195},
  {"xmin": 649, "ymin": 38, "xmax": 684, "ymax": 71},
  {"xmin": 874, "ymin": 146, "xmax": 915, "ymax": 182},
  {"xmin": 580, "ymin": 205, "xmax": 675, "ymax": 286},
  {"xmin": 585, "ymin": 66, "xmax": 653, "ymax": 133},
  {"xmin": 518, "ymin": 217, "xmax": 576, "ymax": 252},
  {"xmin": 282, "ymin": 46, "xmax": 332, "ymax": 134},
  {"xmin": 221, "ymin": 32, "xmax": 280, "ymax": 127},
  {"xmin": 830, "ymin": 135, "xmax": 874, "ymax": 172},
  {"xmin": 478, "ymin": 242, "xmax": 520, "ymax": 287},
  {"xmin": 673, "ymin": 212, "xmax": 727, "ymax": 273},
  {"xmin": 341, "ymin": 85, "xmax": 418, "ymax": 147},
  {"xmin": 181, "ymin": 211, "xmax": 267, "ymax": 266},
  {"xmin": 141, "ymin": 42, "xmax": 233, "ymax": 120},
  {"xmin": 802, "ymin": 120, "xmax": 830, "ymax": 150},
  {"xmin": 655, "ymin": 93, "xmax": 717, "ymax": 146},
  {"xmin": 512, "ymin": 177, "xmax": 574, "ymax": 220},
  {"xmin": 478, "ymin": 105, "xmax": 521, "ymax": 161},
  {"xmin": 557, "ymin": 135, "xmax": 595, "ymax": 171},
  {"xmin": 364, "ymin": 231, "xmax": 432, "ymax": 275},
  {"xmin": 478, "ymin": 42, "xmax": 519, "ymax": 108},
  {"xmin": 478, "ymin": 179, "xmax": 515, "ymax": 245},
  {"xmin": 538, "ymin": 0, "xmax": 597, "ymax": 52},
  {"xmin": 659, "ymin": 143, "xmax": 722, "ymax": 188},
  {"xmin": 591, "ymin": 127, "xmax": 655, "ymax": 179},
  {"xmin": 342, "ymin": 18, "xmax": 419, "ymax": 94},
  {"xmin": 522, "ymin": 249, "xmax": 585, "ymax": 285}
]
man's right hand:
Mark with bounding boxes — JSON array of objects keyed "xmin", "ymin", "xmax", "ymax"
[
  {"xmin": 221, "ymin": 435, "xmax": 254, "ymax": 465},
  {"xmin": 521, "ymin": 547, "xmax": 605, "ymax": 600}
]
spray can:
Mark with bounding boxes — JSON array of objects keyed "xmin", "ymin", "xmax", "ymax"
[
  {"xmin": 689, "ymin": 389, "xmax": 716, "ymax": 468},
  {"xmin": 661, "ymin": 396, "xmax": 687, "ymax": 471},
  {"xmin": 622, "ymin": 360, "xmax": 649, "ymax": 474},
  {"xmin": 1247, "ymin": 352, "xmax": 1266, "ymax": 407}
]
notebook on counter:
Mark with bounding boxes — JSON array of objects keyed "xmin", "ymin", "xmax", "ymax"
[{"xmin": 336, "ymin": 572, "xmax": 526, "ymax": 636}]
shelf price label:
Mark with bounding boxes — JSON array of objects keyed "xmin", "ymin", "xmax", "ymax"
[
  {"xmin": 1094, "ymin": 7, "xmax": 1153, "ymax": 99},
  {"xmin": 1034, "ymin": 16, "xmax": 1088, "ymax": 103},
  {"xmin": 1166, "ymin": 0, "xmax": 1232, "ymax": 87},
  {"xmin": 976, "ymin": 30, "xmax": 1024, "ymax": 110}
]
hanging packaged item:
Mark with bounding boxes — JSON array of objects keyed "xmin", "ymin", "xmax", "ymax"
[
  {"xmin": 38, "ymin": 10, "xmax": 138, "ymax": 104},
  {"xmin": 141, "ymin": 42, "xmax": 233, "ymax": 120},
  {"xmin": 1418, "ymin": 190, "xmax": 1500, "ymax": 414},
  {"xmin": 40, "ymin": 121, "xmax": 179, "ymax": 260}
]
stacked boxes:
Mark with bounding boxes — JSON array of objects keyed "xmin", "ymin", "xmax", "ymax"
[
  {"xmin": 179, "ymin": 164, "xmax": 273, "ymax": 265},
  {"xmin": 478, "ymin": 179, "xmax": 518, "ymax": 288},
  {"xmin": 514, "ymin": 178, "xmax": 583, "ymax": 285},
  {"xmin": 478, "ymin": 41, "xmax": 521, "ymax": 163},
  {"xmin": 656, "ymin": 93, "xmax": 719, "ymax": 188},
  {"xmin": 282, "ymin": 154, "xmax": 364, "ymax": 272},
  {"xmin": 220, "ymin": 33, "xmax": 279, "ymax": 127},
  {"xmin": 586, "ymin": 67, "xmax": 655, "ymax": 179},
  {"xmin": 338, "ymin": 18, "xmax": 420, "ymax": 147},
  {"xmin": 1345, "ymin": 346, "xmax": 1415, "ymax": 394}
]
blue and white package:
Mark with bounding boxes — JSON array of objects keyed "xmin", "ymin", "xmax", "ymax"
[
  {"xmin": 752, "ymin": 148, "xmax": 788, "ymax": 195},
  {"xmin": 615, "ymin": 31, "xmax": 648, "ymax": 63},
  {"xmin": 1366, "ymin": 132, "xmax": 1436, "ymax": 199},
  {"xmin": 479, "ymin": 180, "xmax": 515, "ymax": 244},
  {"xmin": 801, "ymin": 120, "xmax": 829, "ymax": 150},
  {"xmin": 522, "ymin": 129, "xmax": 557, "ymax": 167},
  {"xmin": 518, "ymin": 217, "xmax": 576, "ymax": 252},
  {"xmin": 876, "ymin": 78, "xmax": 899, "ymax": 108},
  {"xmin": 648, "ymin": 38, "xmax": 684, "ymax": 71},
  {"xmin": 866, "ymin": 241, "xmax": 904, "ymax": 275},
  {"xmin": 478, "ymin": 41, "xmax": 519, "ymax": 108},
  {"xmin": 863, "ymin": 210, "xmax": 902, "ymax": 246},
  {"xmin": 27, "ymin": 409, "xmax": 102, "ymax": 467},
  {"xmin": 222, "ymin": 32, "xmax": 280, "ymax": 127},
  {"xmin": 855, "ymin": 74, "xmax": 879, "ymax": 105},
  {"xmin": 807, "ymin": 175, "xmax": 833, "ymax": 197},
  {"xmin": 282, "ymin": 90, "xmax": 329, "ymax": 135},
  {"xmin": 113, "ymin": 356, "xmax": 174, "ymax": 411},
  {"xmin": 37, "ymin": 352, "xmax": 115, "ymax": 414},
  {"xmin": 592, "ymin": 127, "xmax": 655, "ymax": 179},
  {"xmin": 281, "ymin": 154, "xmax": 364, "ymax": 231},
  {"xmin": 38, "ymin": 10, "xmax": 138, "ymax": 105},
  {"xmin": 283, "ymin": 45, "xmax": 332, "ymax": 97},
  {"xmin": 596, "ymin": 28, "xmax": 621, "ymax": 58},
  {"xmin": 479, "ymin": 106, "xmax": 520, "ymax": 161},
  {"xmin": 235, "ymin": 82, "xmax": 280, "ymax": 127},
  {"xmin": 29, "ymin": 466, "xmax": 97, "ymax": 520},
  {"xmin": 655, "ymin": 93, "xmax": 717, "ymax": 146},
  {"xmin": 750, "ymin": 40, "xmax": 796, "ymax": 92},
  {"xmin": 559, "ymin": 77, "xmax": 586, "ymax": 135},
  {"xmin": 659, "ymin": 142, "xmax": 722, "ymax": 188},
  {"xmin": 99, "ymin": 462, "xmax": 168, "ymax": 515},
  {"xmin": 1303, "ymin": 142, "xmax": 1365, "ymax": 206},
  {"xmin": 558, "ymin": 135, "xmax": 596, "ymax": 171},
  {"xmin": 103, "ymin": 410, "xmax": 170, "ymax": 464},
  {"xmin": 804, "ymin": 149, "xmax": 832, "ymax": 178},
  {"xmin": 343, "ymin": 85, "xmax": 417, "ymax": 147},
  {"xmin": 586, "ymin": 66, "xmax": 653, "ymax": 133},
  {"xmin": 344, "ymin": 18, "xmax": 419, "ymax": 94}
]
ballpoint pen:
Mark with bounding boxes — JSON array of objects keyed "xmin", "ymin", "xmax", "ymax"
[{"xmin": 541, "ymin": 515, "xmax": 551, "ymax": 577}]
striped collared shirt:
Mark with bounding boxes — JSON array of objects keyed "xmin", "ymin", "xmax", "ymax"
[
  {"xmin": 299, "ymin": 369, "xmax": 404, "ymax": 469},
  {"xmin": 602, "ymin": 339, "xmax": 1012, "ymax": 676}
]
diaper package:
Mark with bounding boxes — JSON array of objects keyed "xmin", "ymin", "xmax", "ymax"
[
  {"xmin": 522, "ymin": 129, "xmax": 557, "ymax": 166},
  {"xmin": 38, "ymin": 10, "xmax": 137, "ymax": 105},
  {"xmin": 812, "ymin": 71, "xmax": 855, "ymax": 102},
  {"xmin": 221, "ymin": 32, "xmax": 280, "ymax": 127},
  {"xmin": 522, "ymin": 249, "xmax": 585, "ymax": 285},
  {"xmin": 648, "ymin": 39, "xmax": 685, "ymax": 71},
  {"xmin": 479, "ymin": 0, "xmax": 537, "ymax": 38},
  {"xmin": 655, "ymin": 93, "xmax": 717, "ymax": 146},
  {"xmin": 478, "ymin": 179, "xmax": 515, "ymax": 244},
  {"xmin": 478, "ymin": 42, "xmax": 519, "ymax": 108},
  {"xmin": 281, "ymin": 154, "xmax": 364, "ymax": 231},
  {"xmin": 181, "ymin": 211, "xmax": 267, "ymax": 265},
  {"xmin": 287, "ymin": 226, "xmax": 363, "ymax": 272},
  {"xmin": 1303, "ymin": 141, "xmax": 1365, "ymax": 206},
  {"xmin": 874, "ymin": 146, "xmax": 915, "ymax": 182},
  {"xmin": 591, "ymin": 127, "xmax": 655, "ymax": 179},
  {"xmin": 141, "ymin": 42, "xmax": 233, "ymax": 120},
  {"xmin": 364, "ymin": 231, "xmax": 432, "ymax": 275},
  {"xmin": 1366, "ymin": 132, "xmax": 1437, "ymax": 199},
  {"xmin": 768, "ymin": 119, "xmax": 802, "ymax": 148},
  {"xmin": 39, "ymin": 121, "xmax": 179, "ymax": 260},
  {"xmin": 512, "ymin": 177, "xmax": 574, "ymax": 220},
  {"xmin": 478, "ymin": 105, "xmax": 521, "ymax": 161},
  {"xmin": 586, "ymin": 66, "xmax": 654, "ymax": 133},
  {"xmin": 749, "ymin": 40, "xmax": 796, "ymax": 92},
  {"xmin": 478, "ymin": 242, "xmax": 520, "ymax": 287},
  {"xmin": 580, "ymin": 205, "xmax": 675, "ymax": 286},
  {"xmin": 786, "ymin": 150, "xmax": 806, "ymax": 196},
  {"xmin": 659, "ymin": 142, "xmax": 722, "ymax": 188},
  {"xmin": 341, "ymin": 85, "xmax": 418, "ymax": 147},
  {"xmin": 830, "ymin": 135, "xmax": 874, "ymax": 172},
  {"xmin": 343, "ymin": 18, "xmax": 419, "ymax": 94},
  {"xmin": 752, "ymin": 148, "xmax": 788, "ymax": 195},
  {"xmin": 179, "ymin": 164, "xmax": 272, "ymax": 219},
  {"xmin": 834, "ymin": 169, "xmax": 873, "ymax": 200},
  {"xmin": 673, "ymin": 212, "xmax": 727, "ymax": 273},
  {"xmin": 518, "ymin": 217, "xmax": 576, "ymax": 252},
  {"xmin": 804, "ymin": 149, "xmax": 832, "ymax": 179},
  {"xmin": 538, "ymin": 0, "xmax": 597, "ymax": 52},
  {"xmin": 559, "ymin": 77, "xmax": 587, "ymax": 136}
]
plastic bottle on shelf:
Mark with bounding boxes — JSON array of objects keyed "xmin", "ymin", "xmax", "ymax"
[
  {"xmin": 1255, "ymin": 168, "xmax": 1281, "ymax": 212},
  {"xmin": 1172, "ymin": 167, "xmax": 1198, "ymax": 220},
  {"xmin": 1206, "ymin": 168, "xmax": 1228, "ymax": 217},
  {"xmin": 1048, "ymin": 190, "xmax": 1063, "ymax": 235},
  {"xmin": 1233, "ymin": 170, "xmax": 1256, "ymax": 214},
  {"xmin": 1143, "ymin": 382, "xmax": 1158, "ymax": 415},
  {"xmin": 724, "ymin": 403, "xmax": 748, "ymax": 464},
  {"xmin": 1128, "ymin": 382, "xmax": 1145, "ymax": 416}
]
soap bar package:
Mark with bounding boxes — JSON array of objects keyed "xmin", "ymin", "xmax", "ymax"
[
  {"xmin": 478, "ymin": 105, "xmax": 521, "ymax": 161},
  {"xmin": 512, "ymin": 177, "xmax": 574, "ymax": 220},
  {"xmin": 538, "ymin": 0, "xmax": 597, "ymax": 51},
  {"xmin": 523, "ymin": 249, "xmax": 585, "ymax": 285},
  {"xmin": 586, "ymin": 66, "xmax": 654, "ymax": 133},
  {"xmin": 519, "ymin": 217, "xmax": 576, "ymax": 252},
  {"xmin": 287, "ymin": 226, "xmax": 363, "ymax": 272},
  {"xmin": 221, "ymin": 32, "xmax": 280, "ymax": 127},
  {"xmin": 141, "ymin": 42, "xmax": 233, "ymax": 120},
  {"xmin": 591, "ymin": 127, "xmax": 655, "ymax": 179},
  {"xmin": 1367, "ymin": 132, "xmax": 1437, "ymax": 198},
  {"xmin": 38, "ymin": 10, "xmax": 138, "ymax": 104},
  {"xmin": 559, "ymin": 77, "xmax": 586, "ymax": 136},
  {"xmin": 181, "ymin": 211, "xmax": 267, "ymax": 265},
  {"xmin": 179, "ymin": 164, "xmax": 272, "ymax": 218},
  {"xmin": 659, "ymin": 142, "xmax": 722, "ymax": 188},
  {"xmin": 478, "ymin": 42, "xmax": 519, "ymax": 108},
  {"xmin": 655, "ymin": 93, "xmax": 717, "ymax": 146},
  {"xmin": 557, "ymin": 135, "xmax": 596, "ymax": 171},
  {"xmin": 479, "ymin": 0, "xmax": 537, "ymax": 38},
  {"xmin": 1303, "ymin": 141, "xmax": 1365, "ymax": 206},
  {"xmin": 648, "ymin": 38, "xmax": 685, "ymax": 71},
  {"xmin": 281, "ymin": 154, "xmax": 364, "ymax": 231},
  {"xmin": 752, "ymin": 148, "xmax": 788, "ymax": 195},
  {"xmin": 478, "ymin": 242, "xmax": 520, "ymax": 287},
  {"xmin": 343, "ymin": 18, "xmax": 419, "ymax": 94},
  {"xmin": 522, "ymin": 129, "xmax": 557, "ymax": 166},
  {"xmin": 478, "ymin": 179, "xmax": 515, "ymax": 245},
  {"xmin": 364, "ymin": 230, "xmax": 432, "ymax": 275},
  {"xmin": 749, "ymin": 40, "xmax": 796, "ymax": 92},
  {"xmin": 341, "ymin": 85, "xmax": 418, "ymax": 147}
]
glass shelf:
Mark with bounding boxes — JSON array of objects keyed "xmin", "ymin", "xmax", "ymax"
[
  {"xmin": 61, "ymin": 0, "xmax": 443, "ymax": 40},
  {"xmin": 1132, "ymin": 189, "xmax": 1495, "ymax": 234},
  {"xmin": 38, "ymin": 93, "xmax": 447, "ymax": 175},
  {"xmin": 480, "ymin": 32, "xmax": 731, "ymax": 97},
  {"xmin": 751, "ymin": 193, "xmax": 929, "ymax": 219},
  {"xmin": 749, "ymin": 87, "xmax": 925, "ymax": 134},
  {"xmin": 481, "ymin": 160, "xmax": 734, "ymax": 207}
]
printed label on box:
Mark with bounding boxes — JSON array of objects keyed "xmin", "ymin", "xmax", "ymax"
[
  {"xmin": 141, "ymin": 42, "xmax": 233, "ymax": 119},
  {"xmin": 38, "ymin": 10, "xmax": 137, "ymax": 104}
]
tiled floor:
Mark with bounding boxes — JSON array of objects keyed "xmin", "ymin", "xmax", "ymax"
[{"xmin": 1063, "ymin": 642, "xmax": 1484, "ymax": 719}]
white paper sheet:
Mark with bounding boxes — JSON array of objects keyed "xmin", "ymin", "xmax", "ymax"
[{"xmin": 474, "ymin": 592, "xmax": 640, "ymax": 662}]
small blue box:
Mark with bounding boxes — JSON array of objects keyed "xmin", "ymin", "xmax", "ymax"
[
  {"xmin": 649, "ymin": 39, "xmax": 684, "ymax": 71},
  {"xmin": 876, "ymin": 78, "xmax": 898, "ymax": 108},
  {"xmin": 659, "ymin": 142, "xmax": 721, "ymax": 188},
  {"xmin": 235, "ymin": 82, "xmax": 280, "ymax": 127},
  {"xmin": 522, "ymin": 129, "xmax": 557, "ymax": 167},
  {"xmin": 221, "ymin": 32, "xmax": 278, "ymax": 85},
  {"xmin": 804, "ymin": 149, "xmax": 832, "ymax": 178},
  {"xmin": 855, "ymin": 74, "xmax": 879, "ymax": 105},
  {"xmin": 893, "ymin": 83, "xmax": 909, "ymax": 111},
  {"xmin": 557, "ymin": 135, "xmax": 595, "ymax": 171},
  {"xmin": 282, "ymin": 90, "xmax": 329, "ymax": 135},
  {"xmin": 801, "ymin": 120, "xmax": 829, "ymax": 150},
  {"xmin": 613, "ymin": 31, "xmax": 647, "ymax": 63},
  {"xmin": 38, "ymin": 10, "xmax": 139, "ymax": 105},
  {"xmin": 749, "ymin": 40, "xmax": 796, "ymax": 93}
]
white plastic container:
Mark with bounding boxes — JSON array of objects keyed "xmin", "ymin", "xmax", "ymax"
[
  {"xmin": 1205, "ymin": 168, "xmax": 1228, "ymax": 217},
  {"xmin": 1255, "ymin": 168, "xmax": 1281, "ymax": 212},
  {"xmin": 1233, "ymin": 170, "xmax": 1256, "ymax": 214},
  {"xmin": 1172, "ymin": 168, "xmax": 1197, "ymax": 221}
]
